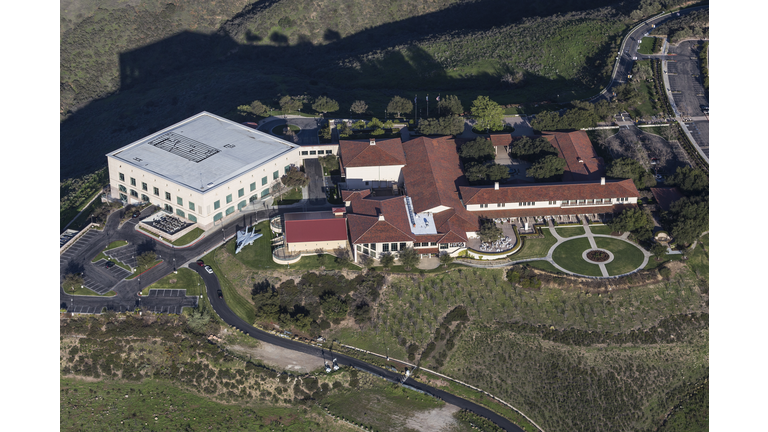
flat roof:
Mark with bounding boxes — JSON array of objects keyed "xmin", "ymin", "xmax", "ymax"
[{"xmin": 107, "ymin": 112, "xmax": 300, "ymax": 193}]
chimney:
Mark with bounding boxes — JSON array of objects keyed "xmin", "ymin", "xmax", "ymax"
[
  {"xmin": 600, "ymin": 177, "xmax": 605, "ymax": 185},
  {"xmin": 578, "ymin": 157, "xmax": 584, "ymax": 163},
  {"xmin": 494, "ymin": 182, "xmax": 499, "ymax": 190},
  {"xmin": 378, "ymin": 214, "xmax": 385, "ymax": 221},
  {"xmin": 370, "ymin": 138, "xmax": 376, "ymax": 146}
]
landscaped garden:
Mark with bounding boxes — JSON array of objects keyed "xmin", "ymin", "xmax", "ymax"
[
  {"xmin": 555, "ymin": 226, "xmax": 585, "ymax": 237},
  {"xmin": 511, "ymin": 229, "xmax": 558, "ymax": 260},
  {"xmin": 551, "ymin": 238, "xmax": 602, "ymax": 276},
  {"xmin": 594, "ymin": 237, "xmax": 646, "ymax": 275},
  {"xmin": 141, "ymin": 268, "xmax": 205, "ymax": 296}
]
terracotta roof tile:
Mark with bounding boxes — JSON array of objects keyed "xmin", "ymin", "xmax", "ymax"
[
  {"xmin": 542, "ymin": 131, "xmax": 605, "ymax": 181},
  {"xmin": 285, "ymin": 218, "xmax": 348, "ymax": 243},
  {"xmin": 339, "ymin": 138, "xmax": 406, "ymax": 168},
  {"xmin": 473, "ymin": 203, "xmax": 637, "ymax": 219},
  {"xmin": 650, "ymin": 187, "xmax": 684, "ymax": 211}
]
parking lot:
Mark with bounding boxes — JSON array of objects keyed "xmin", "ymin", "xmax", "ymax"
[
  {"xmin": 146, "ymin": 289, "xmax": 188, "ymax": 297},
  {"xmin": 104, "ymin": 244, "xmax": 138, "ymax": 269},
  {"xmin": 59, "ymin": 230, "xmax": 101, "ymax": 266},
  {"xmin": 665, "ymin": 40, "xmax": 709, "ymax": 159},
  {"xmin": 83, "ymin": 259, "xmax": 132, "ymax": 294}
]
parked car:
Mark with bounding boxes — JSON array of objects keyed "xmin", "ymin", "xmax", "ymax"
[
  {"xmin": 196, "ymin": 260, "xmax": 204, "ymax": 266},
  {"xmin": 217, "ymin": 290, "xmax": 223, "ymax": 298},
  {"xmin": 132, "ymin": 211, "xmax": 141, "ymax": 218},
  {"xmin": 105, "ymin": 261, "xmax": 115, "ymax": 268},
  {"xmin": 204, "ymin": 265, "xmax": 214, "ymax": 274}
]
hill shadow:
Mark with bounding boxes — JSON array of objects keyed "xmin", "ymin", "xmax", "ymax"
[{"xmin": 61, "ymin": 0, "xmax": 624, "ymax": 180}]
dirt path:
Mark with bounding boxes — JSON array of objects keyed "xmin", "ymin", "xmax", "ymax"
[
  {"xmin": 227, "ymin": 342, "xmax": 325, "ymax": 373},
  {"xmin": 404, "ymin": 403, "xmax": 463, "ymax": 432}
]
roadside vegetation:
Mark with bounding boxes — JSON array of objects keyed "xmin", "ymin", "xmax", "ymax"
[{"xmin": 653, "ymin": 9, "xmax": 709, "ymax": 44}]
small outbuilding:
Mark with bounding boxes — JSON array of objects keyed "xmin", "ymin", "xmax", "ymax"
[{"xmin": 283, "ymin": 211, "xmax": 349, "ymax": 253}]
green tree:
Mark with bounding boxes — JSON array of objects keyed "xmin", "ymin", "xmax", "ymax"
[
  {"xmin": 460, "ymin": 137, "xmax": 495, "ymax": 161},
  {"xmin": 651, "ymin": 243, "xmax": 667, "ymax": 260},
  {"xmin": 416, "ymin": 117, "xmax": 464, "ymax": 136},
  {"xmin": 478, "ymin": 220, "xmax": 502, "ymax": 243},
  {"xmin": 320, "ymin": 293, "xmax": 348, "ymax": 320},
  {"xmin": 470, "ymin": 96, "xmax": 505, "ymax": 132},
  {"xmin": 509, "ymin": 136, "xmax": 558, "ymax": 161},
  {"xmin": 319, "ymin": 122, "xmax": 332, "ymax": 140},
  {"xmin": 281, "ymin": 166, "xmax": 309, "ymax": 189},
  {"xmin": 279, "ymin": 95, "xmax": 303, "ymax": 113},
  {"xmin": 387, "ymin": 96, "xmax": 413, "ymax": 118},
  {"xmin": 312, "ymin": 96, "xmax": 339, "ymax": 115},
  {"xmin": 607, "ymin": 158, "xmax": 656, "ymax": 189},
  {"xmin": 438, "ymin": 252, "xmax": 453, "ymax": 267},
  {"xmin": 608, "ymin": 208, "xmax": 653, "ymax": 241},
  {"xmin": 137, "ymin": 251, "xmax": 157, "ymax": 269},
  {"xmin": 487, "ymin": 164, "xmax": 511, "ymax": 182},
  {"xmin": 667, "ymin": 166, "xmax": 708, "ymax": 195},
  {"xmin": 437, "ymin": 95, "xmax": 464, "ymax": 116},
  {"xmin": 350, "ymin": 100, "xmax": 368, "ymax": 115},
  {"xmin": 380, "ymin": 253, "xmax": 395, "ymax": 269},
  {"xmin": 667, "ymin": 196, "xmax": 708, "ymax": 245},
  {"xmin": 351, "ymin": 120, "xmax": 366, "ymax": 130},
  {"xmin": 62, "ymin": 273, "xmax": 84, "ymax": 292},
  {"xmin": 367, "ymin": 117, "xmax": 384, "ymax": 129},
  {"xmin": 526, "ymin": 155, "xmax": 566, "ymax": 179},
  {"xmin": 465, "ymin": 162, "xmax": 489, "ymax": 182},
  {"xmin": 398, "ymin": 247, "xmax": 420, "ymax": 271},
  {"xmin": 334, "ymin": 247, "xmax": 350, "ymax": 265},
  {"xmin": 249, "ymin": 100, "xmax": 268, "ymax": 116}
]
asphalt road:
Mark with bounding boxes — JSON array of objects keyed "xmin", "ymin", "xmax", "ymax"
[
  {"xmin": 189, "ymin": 263, "xmax": 526, "ymax": 432},
  {"xmin": 592, "ymin": 5, "xmax": 709, "ymax": 102},
  {"xmin": 259, "ymin": 117, "xmax": 321, "ymax": 146}
]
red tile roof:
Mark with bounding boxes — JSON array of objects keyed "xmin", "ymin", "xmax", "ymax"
[
  {"xmin": 650, "ymin": 187, "xmax": 684, "ymax": 211},
  {"xmin": 460, "ymin": 179, "xmax": 639, "ymax": 205},
  {"xmin": 542, "ymin": 131, "xmax": 604, "ymax": 181},
  {"xmin": 339, "ymin": 138, "xmax": 406, "ymax": 169},
  {"xmin": 342, "ymin": 189, "xmax": 371, "ymax": 202},
  {"xmin": 285, "ymin": 218, "xmax": 348, "ymax": 243}
]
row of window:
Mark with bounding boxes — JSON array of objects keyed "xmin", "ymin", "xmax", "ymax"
[
  {"xmin": 413, "ymin": 242, "xmax": 438, "ymax": 248},
  {"xmin": 475, "ymin": 198, "xmax": 629, "ymax": 209},
  {"xmin": 301, "ymin": 150, "xmax": 334, "ymax": 156}
]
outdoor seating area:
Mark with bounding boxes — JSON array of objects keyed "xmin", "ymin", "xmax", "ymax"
[
  {"xmin": 150, "ymin": 214, "xmax": 189, "ymax": 235},
  {"xmin": 477, "ymin": 235, "xmax": 514, "ymax": 252}
]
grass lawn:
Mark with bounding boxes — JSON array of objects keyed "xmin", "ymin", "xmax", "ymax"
[
  {"xmin": 63, "ymin": 286, "xmax": 116, "ymax": 297},
  {"xmin": 637, "ymin": 37, "xmax": 660, "ymax": 55},
  {"xmin": 629, "ymin": 79, "xmax": 660, "ymax": 119},
  {"xmin": 589, "ymin": 225, "xmax": 615, "ymax": 235},
  {"xmin": 555, "ymin": 226, "xmax": 585, "ymax": 237},
  {"xmin": 270, "ymin": 124, "xmax": 300, "ymax": 135},
  {"xmin": 203, "ymin": 248, "xmax": 257, "ymax": 324},
  {"xmin": 326, "ymin": 327, "xmax": 407, "ymax": 360},
  {"xmin": 594, "ymin": 237, "xmax": 646, "ymax": 276},
  {"xmin": 684, "ymin": 233, "xmax": 709, "ymax": 282},
  {"xmin": 171, "ymin": 227, "xmax": 204, "ymax": 246},
  {"xmin": 512, "ymin": 229, "xmax": 558, "ymax": 260},
  {"xmin": 551, "ymin": 238, "xmax": 602, "ymax": 276},
  {"xmin": 90, "ymin": 240, "xmax": 128, "ymax": 262},
  {"xmin": 274, "ymin": 187, "xmax": 302, "ymax": 205},
  {"xmin": 525, "ymin": 260, "xmax": 563, "ymax": 274},
  {"xmin": 142, "ymin": 268, "xmax": 204, "ymax": 296}
]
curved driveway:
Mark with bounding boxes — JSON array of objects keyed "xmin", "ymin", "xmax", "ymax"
[
  {"xmin": 189, "ymin": 262, "xmax": 526, "ymax": 432},
  {"xmin": 590, "ymin": 5, "xmax": 709, "ymax": 102}
]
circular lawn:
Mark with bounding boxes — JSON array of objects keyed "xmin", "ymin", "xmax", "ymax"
[{"xmin": 551, "ymin": 237, "xmax": 646, "ymax": 277}]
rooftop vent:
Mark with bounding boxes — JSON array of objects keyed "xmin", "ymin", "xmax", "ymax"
[
  {"xmin": 600, "ymin": 177, "xmax": 605, "ymax": 185},
  {"xmin": 494, "ymin": 182, "xmax": 499, "ymax": 190},
  {"xmin": 370, "ymin": 138, "xmax": 376, "ymax": 146}
]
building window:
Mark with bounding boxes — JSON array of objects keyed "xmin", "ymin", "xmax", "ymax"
[
  {"xmin": 119, "ymin": 185, "xmax": 127, "ymax": 193},
  {"xmin": 262, "ymin": 176, "xmax": 268, "ymax": 185},
  {"xmin": 605, "ymin": 199, "xmax": 612, "ymax": 203},
  {"xmin": 439, "ymin": 244, "xmax": 448, "ymax": 249},
  {"xmin": 301, "ymin": 151, "xmax": 308, "ymax": 155},
  {"xmin": 549, "ymin": 201, "xmax": 556, "ymax": 205},
  {"xmin": 356, "ymin": 245, "xmax": 362, "ymax": 252},
  {"xmin": 326, "ymin": 150, "xmax": 333, "ymax": 154},
  {"xmin": 390, "ymin": 243, "xmax": 399, "ymax": 252},
  {"xmin": 214, "ymin": 200, "xmax": 220, "ymax": 210},
  {"xmin": 213, "ymin": 212, "xmax": 223, "ymax": 221},
  {"xmin": 119, "ymin": 173, "xmax": 125, "ymax": 182},
  {"xmin": 273, "ymin": 171, "xmax": 279, "ymax": 180},
  {"xmin": 497, "ymin": 203, "xmax": 505, "ymax": 208},
  {"xmin": 261, "ymin": 189, "xmax": 269, "ymax": 198},
  {"xmin": 120, "ymin": 193, "xmax": 127, "ymax": 201},
  {"xmin": 165, "ymin": 192, "xmax": 171, "ymax": 200},
  {"xmin": 430, "ymin": 242, "xmax": 437, "ymax": 246},
  {"xmin": 370, "ymin": 243, "xmax": 376, "ymax": 251},
  {"xmin": 237, "ymin": 188, "xmax": 244, "ymax": 198},
  {"xmin": 130, "ymin": 177, "xmax": 136, "ymax": 186},
  {"xmin": 479, "ymin": 203, "xmax": 488, "ymax": 208},
  {"xmin": 399, "ymin": 243, "xmax": 406, "ymax": 251},
  {"xmin": 310, "ymin": 150, "xmax": 317, "ymax": 155},
  {"xmin": 250, "ymin": 182, "xmax": 256, "ymax": 192},
  {"xmin": 595, "ymin": 199, "xmax": 603, "ymax": 204},
  {"xmin": 141, "ymin": 194, "xmax": 149, "ymax": 202},
  {"xmin": 285, "ymin": 165, "xmax": 291, "ymax": 174},
  {"xmin": 189, "ymin": 202, "xmax": 195, "ymax": 212},
  {"xmin": 188, "ymin": 214, "xmax": 197, "ymax": 223},
  {"xmin": 518, "ymin": 202, "xmax": 534, "ymax": 206},
  {"xmin": 382, "ymin": 244, "xmax": 389, "ymax": 253},
  {"xmin": 226, "ymin": 194, "xmax": 232, "ymax": 204},
  {"xmin": 164, "ymin": 204, "xmax": 172, "ymax": 213},
  {"xmin": 225, "ymin": 206, "xmax": 235, "ymax": 215},
  {"xmin": 141, "ymin": 182, "xmax": 148, "ymax": 191},
  {"xmin": 177, "ymin": 197, "xmax": 183, "ymax": 206},
  {"xmin": 238, "ymin": 200, "xmax": 246, "ymax": 209},
  {"xmin": 153, "ymin": 187, "xmax": 159, "ymax": 196},
  {"xmin": 176, "ymin": 209, "xmax": 185, "ymax": 218}
]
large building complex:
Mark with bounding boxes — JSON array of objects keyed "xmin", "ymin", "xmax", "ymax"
[{"xmin": 106, "ymin": 112, "xmax": 302, "ymax": 229}]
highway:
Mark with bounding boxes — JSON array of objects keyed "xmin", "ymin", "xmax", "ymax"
[{"xmin": 189, "ymin": 262, "xmax": 527, "ymax": 432}]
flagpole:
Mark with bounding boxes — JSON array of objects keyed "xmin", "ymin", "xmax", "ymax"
[
  {"xmin": 426, "ymin": 94, "xmax": 429, "ymax": 118},
  {"xmin": 414, "ymin": 95, "xmax": 418, "ymax": 125}
]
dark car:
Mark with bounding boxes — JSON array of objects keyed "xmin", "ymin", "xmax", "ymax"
[
  {"xmin": 196, "ymin": 260, "xmax": 204, "ymax": 266},
  {"xmin": 132, "ymin": 211, "xmax": 141, "ymax": 218},
  {"xmin": 217, "ymin": 290, "xmax": 223, "ymax": 298},
  {"xmin": 105, "ymin": 261, "xmax": 115, "ymax": 268}
]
